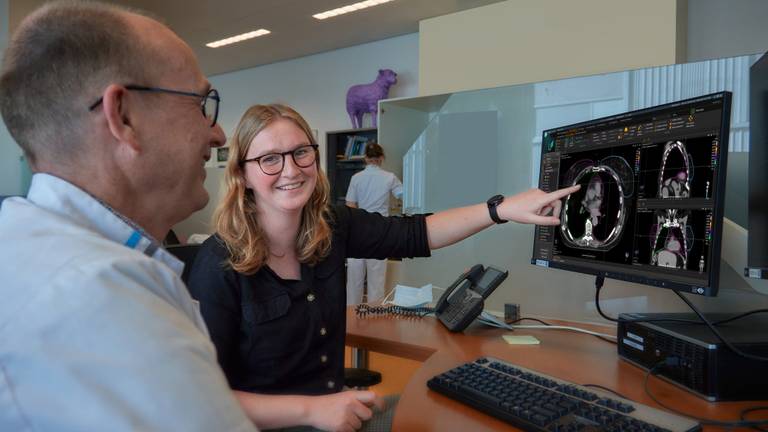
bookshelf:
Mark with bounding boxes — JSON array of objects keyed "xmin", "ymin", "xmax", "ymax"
[{"xmin": 325, "ymin": 127, "xmax": 377, "ymax": 206}]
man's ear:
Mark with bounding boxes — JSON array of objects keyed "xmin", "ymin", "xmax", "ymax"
[{"xmin": 101, "ymin": 84, "xmax": 141, "ymax": 152}]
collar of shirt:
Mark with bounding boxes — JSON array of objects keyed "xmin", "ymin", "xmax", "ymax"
[
  {"xmin": 364, "ymin": 164, "xmax": 381, "ymax": 171},
  {"xmin": 25, "ymin": 173, "xmax": 184, "ymax": 275}
]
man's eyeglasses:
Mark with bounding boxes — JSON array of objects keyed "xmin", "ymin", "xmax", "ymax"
[
  {"xmin": 242, "ymin": 144, "xmax": 319, "ymax": 175},
  {"xmin": 88, "ymin": 85, "xmax": 221, "ymax": 127}
]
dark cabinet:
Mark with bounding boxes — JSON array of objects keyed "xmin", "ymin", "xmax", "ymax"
[{"xmin": 325, "ymin": 128, "xmax": 377, "ymax": 206}]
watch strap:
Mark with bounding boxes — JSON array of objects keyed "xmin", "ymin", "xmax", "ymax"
[{"xmin": 487, "ymin": 195, "xmax": 508, "ymax": 224}]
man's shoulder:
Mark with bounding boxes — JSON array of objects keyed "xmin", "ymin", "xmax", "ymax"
[
  {"xmin": 349, "ymin": 169, "xmax": 365, "ymax": 182},
  {"xmin": 0, "ymin": 224, "xmax": 244, "ymax": 430},
  {"xmin": 0, "ymin": 211, "xmax": 184, "ymax": 332},
  {"xmin": 0, "ymin": 241, "xmax": 254, "ymax": 430},
  {"xmin": 1, "ymin": 242, "xmax": 172, "ymax": 319}
]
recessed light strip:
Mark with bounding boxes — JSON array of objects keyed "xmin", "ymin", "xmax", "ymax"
[
  {"xmin": 313, "ymin": 0, "xmax": 395, "ymax": 20},
  {"xmin": 206, "ymin": 29, "xmax": 271, "ymax": 48}
]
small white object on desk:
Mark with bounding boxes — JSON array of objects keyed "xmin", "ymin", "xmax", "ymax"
[
  {"xmin": 503, "ymin": 335, "xmax": 541, "ymax": 345},
  {"xmin": 389, "ymin": 283, "xmax": 433, "ymax": 307}
]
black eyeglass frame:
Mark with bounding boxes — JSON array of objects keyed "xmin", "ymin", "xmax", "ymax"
[
  {"xmin": 88, "ymin": 85, "xmax": 221, "ymax": 127},
  {"xmin": 241, "ymin": 144, "xmax": 320, "ymax": 176}
]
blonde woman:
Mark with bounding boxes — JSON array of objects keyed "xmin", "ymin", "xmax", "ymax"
[{"xmin": 187, "ymin": 104, "xmax": 578, "ymax": 432}]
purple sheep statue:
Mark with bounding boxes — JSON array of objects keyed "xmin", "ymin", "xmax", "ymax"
[{"xmin": 346, "ymin": 69, "xmax": 397, "ymax": 129}]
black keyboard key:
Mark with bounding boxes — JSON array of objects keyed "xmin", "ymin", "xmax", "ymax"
[
  {"xmin": 458, "ymin": 383, "xmax": 501, "ymax": 406},
  {"xmin": 532, "ymin": 406, "xmax": 555, "ymax": 418},
  {"xmin": 545, "ymin": 402, "xmax": 568, "ymax": 416},
  {"xmin": 617, "ymin": 402, "xmax": 636, "ymax": 413},
  {"xmin": 531, "ymin": 414, "xmax": 549, "ymax": 426}
]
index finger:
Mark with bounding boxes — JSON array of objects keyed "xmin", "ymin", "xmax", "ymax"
[{"xmin": 545, "ymin": 184, "xmax": 580, "ymax": 201}]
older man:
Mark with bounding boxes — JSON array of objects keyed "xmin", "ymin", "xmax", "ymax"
[{"xmin": 0, "ymin": 2, "xmax": 254, "ymax": 430}]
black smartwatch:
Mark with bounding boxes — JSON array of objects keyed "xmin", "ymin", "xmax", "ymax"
[{"xmin": 486, "ymin": 194, "xmax": 508, "ymax": 224}]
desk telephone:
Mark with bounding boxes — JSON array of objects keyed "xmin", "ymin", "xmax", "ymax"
[{"xmin": 435, "ymin": 264, "xmax": 508, "ymax": 332}]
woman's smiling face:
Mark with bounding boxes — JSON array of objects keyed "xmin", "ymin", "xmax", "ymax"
[{"xmin": 243, "ymin": 118, "xmax": 318, "ymax": 216}]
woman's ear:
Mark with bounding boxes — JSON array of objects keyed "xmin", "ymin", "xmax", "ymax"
[
  {"xmin": 242, "ymin": 169, "xmax": 254, "ymax": 191},
  {"xmin": 101, "ymin": 84, "xmax": 141, "ymax": 152}
]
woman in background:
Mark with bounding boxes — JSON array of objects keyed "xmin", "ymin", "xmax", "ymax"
[
  {"xmin": 188, "ymin": 104, "xmax": 578, "ymax": 432},
  {"xmin": 345, "ymin": 141, "xmax": 403, "ymax": 304}
]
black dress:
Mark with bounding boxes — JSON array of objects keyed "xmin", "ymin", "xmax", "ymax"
[{"xmin": 187, "ymin": 205, "xmax": 431, "ymax": 395}]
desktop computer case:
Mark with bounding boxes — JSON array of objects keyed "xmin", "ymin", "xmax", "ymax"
[{"xmin": 617, "ymin": 312, "xmax": 768, "ymax": 401}]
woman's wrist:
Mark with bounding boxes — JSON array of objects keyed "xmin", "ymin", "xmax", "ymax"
[{"xmin": 296, "ymin": 395, "xmax": 315, "ymax": 426}]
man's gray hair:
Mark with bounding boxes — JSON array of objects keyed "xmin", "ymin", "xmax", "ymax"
[{"xmin": 0, "ymin": 1, "xmax": 155, "ymax": 167}]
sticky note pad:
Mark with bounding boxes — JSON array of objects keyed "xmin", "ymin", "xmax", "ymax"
[{"xmin": 503, "ymin": 335, "xmax": 540, "ymax": 345}]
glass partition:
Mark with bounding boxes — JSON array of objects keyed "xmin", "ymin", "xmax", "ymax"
[{"xmin": 380, "ymin": 53, "xmax": 768, "ymax": 322}]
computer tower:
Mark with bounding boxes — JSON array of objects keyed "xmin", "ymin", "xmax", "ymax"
[{"xmin": 617, "ymin": 313, "xmax": 768, "ymax": 401}]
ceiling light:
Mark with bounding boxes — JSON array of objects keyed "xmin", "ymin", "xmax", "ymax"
[
  {"xmin": 206, "ymin": 29, "xmax": 271, "ymax": 48},
  {"xmin": 313, "ymin": 0, "xmax": 395, "ymax": 20}
]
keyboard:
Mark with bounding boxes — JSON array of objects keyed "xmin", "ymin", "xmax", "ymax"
[{"xmin": 427, "ymin": 357, "xmax": 700, "ymax": 432}]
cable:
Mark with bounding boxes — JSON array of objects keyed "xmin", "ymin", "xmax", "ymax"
[
  {"xmin": 644, "ymin": 360, "xmax": 768, "ymax": 428},
  {"xmin": 477, "ymin": 311, "xmax": 618, "ymax": 343},
  {"xmin": 504, "ymin": 315, "xmax": 615, "ymax": 344},
  {"xmin": 580, "ymin": 384, "xmax": 631, "ymax": 401},
  {"xmin": 712, "ymin": 309, "xmax": 768, "ymax": 326},
  {"xmin": 672, "ymin": 291, "xmax": 768, "ymax": 362},
  {"xmin": 598, "ymin": 277, "xmax": 768, "ymax": 326},
  {"xmin": 510, "ymin": 324, "xmax": 617, "ymax": 341},
  {"xmin": 740, "ymin": 406, "xmax": 768, "ymax": 432},
  {"xmin": 354, "ymin": 303, "xmax": 434, "ymax": 318},
  {"xmin": 508, "ymin": 317, "xmax": 552, "ymax": 326},
  {"xmin": 594, "ymin": 276, "xmax": 700, "ymax": 325}
]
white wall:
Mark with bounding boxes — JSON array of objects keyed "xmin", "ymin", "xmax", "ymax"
[
  {"xmin": 418, "ymin": 0, "xmax": 685, "ymax": 96},
  {"xmin": 174, "ymin": 33, "xmax": 419, "ymax": 237},
  {"xmin": 687, "ymin": 0, "xmax": 768, "ymax": 62},
  {"xmin": 0, "ymin": 0, "xmax": 25, "ymax": 197}
]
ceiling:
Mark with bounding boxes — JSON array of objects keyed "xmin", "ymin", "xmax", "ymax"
[{"xmin": 9, "ymin": 0, "xmax": 504, "ymax": 77}]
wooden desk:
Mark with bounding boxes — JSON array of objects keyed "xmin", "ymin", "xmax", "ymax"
[{"xmin": 345, "ymin": 307, "xmax": 766, "ymax": 431}]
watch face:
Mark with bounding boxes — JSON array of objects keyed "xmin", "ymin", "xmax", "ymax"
[{"xmin": 488, "ymin": 195, "xmax": 503, "ymax": 206}]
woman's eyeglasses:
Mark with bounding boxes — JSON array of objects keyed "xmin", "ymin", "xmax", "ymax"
[{"xmin": 241, "ymin": 144, "xmax": 319, "ymax": 175}]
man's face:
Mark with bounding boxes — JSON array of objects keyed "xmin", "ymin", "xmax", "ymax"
[{"xmin": 130, "ymin": 16, "xmax": 225, "ymax": 222}]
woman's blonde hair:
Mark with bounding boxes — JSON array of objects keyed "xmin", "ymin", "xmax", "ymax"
[{"xmin": 213, "ymin": 104, "xmax": 332, "ymax": 274}]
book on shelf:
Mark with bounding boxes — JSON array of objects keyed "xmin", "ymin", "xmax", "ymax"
[{"xmin": 343, "ymin": 135, "xmax": 370, "ymax": 159}]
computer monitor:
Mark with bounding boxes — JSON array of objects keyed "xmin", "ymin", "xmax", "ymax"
[
  {"xmin": 531, "ymin": 92, "xmax": 732, "ymax": 297},
  {"xmin": 747, "ymin": 52, "xmax": 768, "ymax": 278}
]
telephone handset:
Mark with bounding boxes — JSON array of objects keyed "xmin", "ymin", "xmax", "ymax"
[{"xmin": 435, "ymin": 264, "xmax": 509, "ymax": 332}]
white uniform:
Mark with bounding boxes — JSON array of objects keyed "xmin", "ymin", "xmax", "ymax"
[
  {"xmin": 0, "ymin": 174, "xmax": 256, "ymax": 432},
  {"xmin": 345, "ymin": 165, "xmax": 403, "ymax": 304}
]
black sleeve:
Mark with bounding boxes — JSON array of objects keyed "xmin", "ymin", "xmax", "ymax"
[
  {"xmin": 334, "ymin": 205, "xmax": 432, "ymax": 260},
  {"xmin": 185, "ymin": 236, "xmax": 241, "ymax": 386}
]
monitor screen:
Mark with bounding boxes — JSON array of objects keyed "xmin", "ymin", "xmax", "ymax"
[{"xmin": 531, "ymin": 92, "xmax": 732, "ymax": 296}]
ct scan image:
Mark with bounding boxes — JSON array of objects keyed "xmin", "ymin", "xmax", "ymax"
[
  {"xmin": 634, "ymin": 208, "xmax": 711, "ymax": 273},
  {"xmin": 637, "ymin": 136, "xmax": 717, "ymax": 200},
  {"xmin": 554, "ymin": 146, "xmax": 636, "ymax": 263}
]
